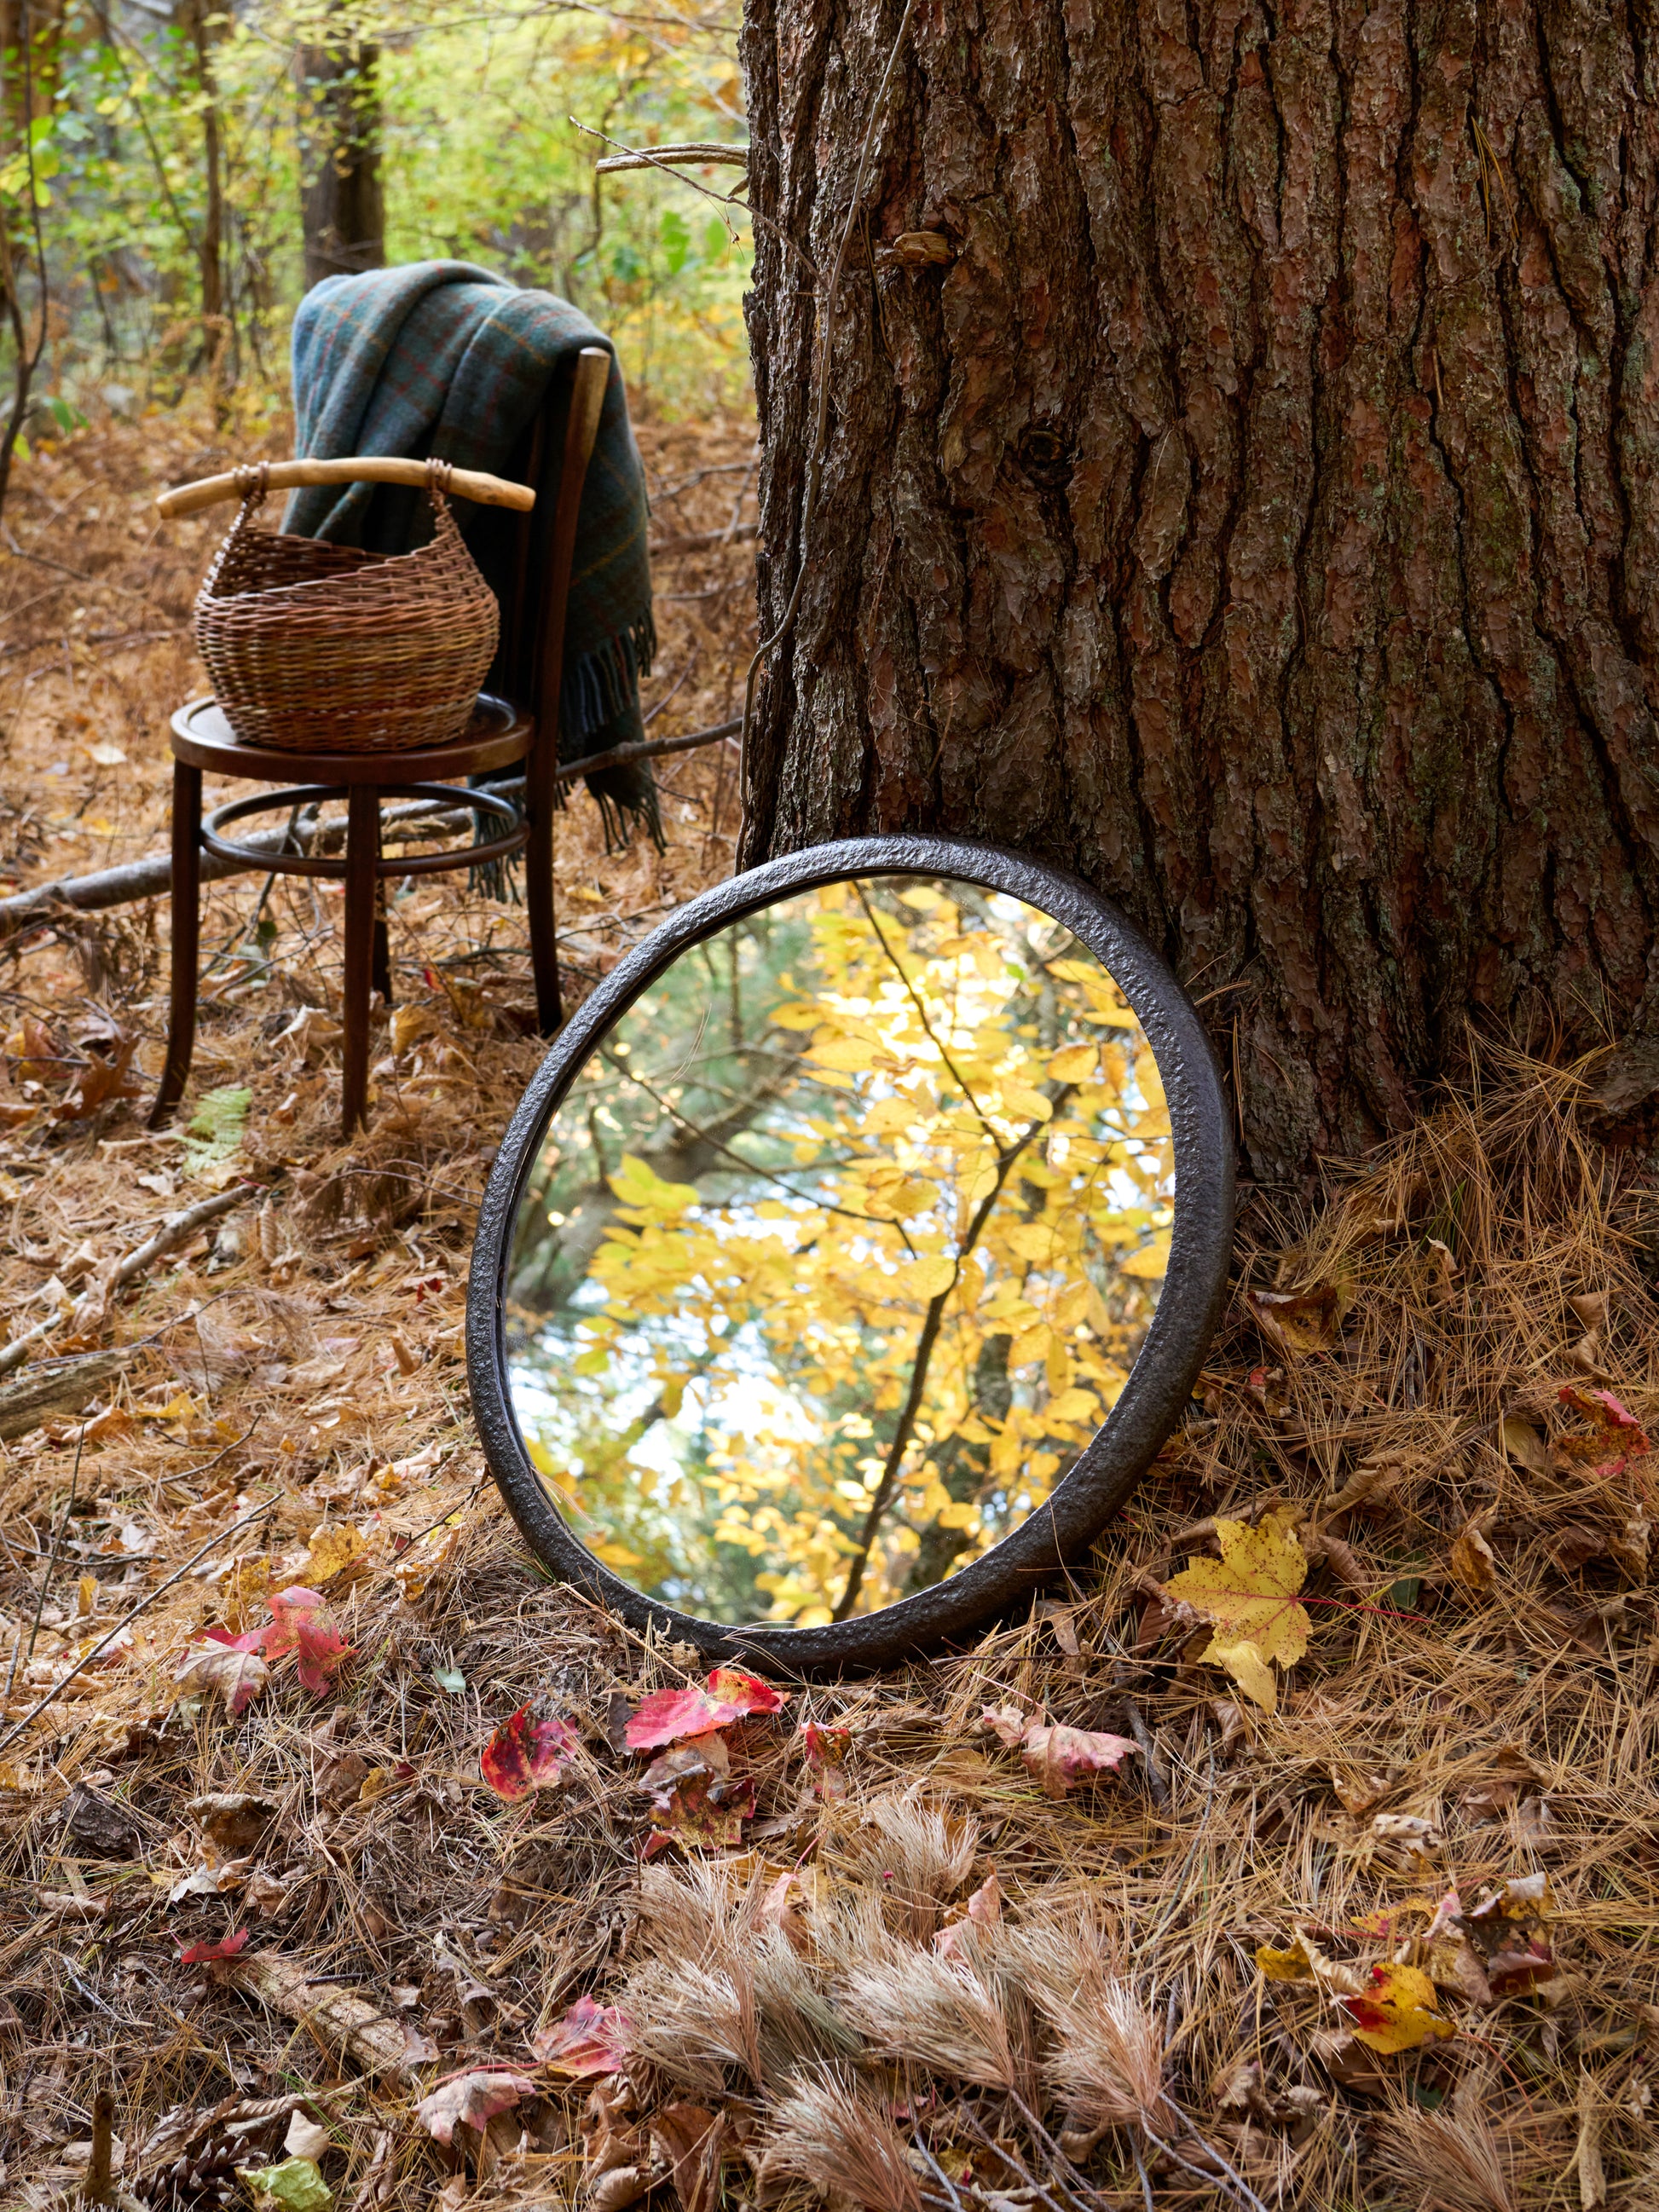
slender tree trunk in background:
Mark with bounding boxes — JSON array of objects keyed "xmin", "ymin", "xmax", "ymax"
[
  {"xmin": 297, "ymin": 13, "xmax": 384, "ymax": 290},
  {"xmin": 182, "ymin": 0, "xmax": 226, "ymax": 398},
  {"xmin": 0, "ymin": 0, "xmax": 49, "ymax": 523},
  {"xmin": 738, "ymin": 0, "xmax": 1659, "ymax": 1189}
]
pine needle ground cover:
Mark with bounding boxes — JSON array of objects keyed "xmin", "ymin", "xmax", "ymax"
[{"xmin": 0, "ymin": 411, "xmax": 1656, "ymax": 2209}]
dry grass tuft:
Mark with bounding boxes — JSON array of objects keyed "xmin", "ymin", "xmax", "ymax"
[
  {"xmin": 760, "ymin": 2070, "xmax": 925, "ymax": 2212},
  {"xmin": 1006, "ymin": 1910, "xmax": 1167, "ymax": 2130},
  {"xmin": 1373, "ymin": 2079, "xmax": 1520, "ymax": 2212},
  {"xmin": 834, "ymin": 1792, "xmax": 978, "ymax": 1942}
]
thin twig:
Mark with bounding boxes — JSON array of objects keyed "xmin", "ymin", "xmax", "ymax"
[
  {"xmin": 910, "ymin": 2127, "xmax": 967, "ymax": 2212},
  {"xmin": 1002, "ymin": 2089, "xmax": 1118, "ymax": 2212},
  {"xmin": 0, "ymin": 1460, "xmax": 268, "ymax": 1757},
  {"xmin": 1130, "ymin": 2140, "xmax": 1154, "ymax": 2212},
  {"xmin": 1155, "ymin": 2095, "xmax": 1274, "ymax": 2212},
  {"xmin": 1122, "ymin": 1695, "xmax": 1170, "ymax": 1809},
  {"xmin": 20, "ymin": 1421, "xmax": 87, "ymax": 1682},
  {"xmin": 957, "ymin": 2103, "xmax": 1095, "ymax": 2212},
  {"xmin": 1142, "ymin": 2117, "xmax": 1270, "ymax": 2212},
  {"xmin": 596, "ymin": 141, "xmax": 749, "ymax": 173}
]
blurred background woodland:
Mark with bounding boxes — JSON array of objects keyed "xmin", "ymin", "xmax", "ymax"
[{"xmin": 0, "ymin": 0, "xmax": 753, "ymax": 491}]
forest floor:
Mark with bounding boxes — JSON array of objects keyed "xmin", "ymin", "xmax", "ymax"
[{"xmin": 0, "ymin": 397, "xmax": 1656, "ymax": 2212}]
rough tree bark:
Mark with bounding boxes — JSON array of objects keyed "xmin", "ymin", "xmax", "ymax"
[
  {"xmin": 737, "ymin": 0, "xmax": 1659, "ymax": 1187},
  {"xmin": 297, "ymin": 10, "xmax": 384, "ymax": 290}
]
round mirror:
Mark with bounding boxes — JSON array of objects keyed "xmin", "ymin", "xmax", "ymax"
[{"xmin": 468, "ymin": 837, "xmax": 1232, "ymax": 1672}]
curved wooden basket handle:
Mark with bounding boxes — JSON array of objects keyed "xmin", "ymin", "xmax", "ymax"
[{"xmin": 156, "ymin": 456, "xmax": 535, "ymax": 521}]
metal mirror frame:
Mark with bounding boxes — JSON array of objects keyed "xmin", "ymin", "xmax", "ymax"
[{"xmin": 467, "ymin": 834, "xmax": 1234, "ymax": 1675}]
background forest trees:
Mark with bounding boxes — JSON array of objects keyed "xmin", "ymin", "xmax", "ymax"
[{"xmin": 0, "ymin": 0, "xmax": 754, "ymax": 469}]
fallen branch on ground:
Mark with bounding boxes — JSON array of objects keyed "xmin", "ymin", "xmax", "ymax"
[
  {"xmin": 223, "ymin": 1949, "xmax": 424, "ymax": 2076},
  {"xmin": 0, "ymin": 718, "xmax": 743, "ymax": 932},
  {"xmin": 0, "ymin": 1346, "xmax": 129, "ymax": 1441},
  {"xmin": 0, "ymin": 1182, "xmax": 257, "ymax": 1376}
]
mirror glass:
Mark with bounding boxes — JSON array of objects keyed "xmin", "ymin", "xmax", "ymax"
[{"xmin": 505, "ymin": 877, "xmax": 1176, "ymax": 1627}]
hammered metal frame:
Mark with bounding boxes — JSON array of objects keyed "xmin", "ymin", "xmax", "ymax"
[{"xmin": 467, "ymin": 835, "xmax": 1234, "ymax": 1676}]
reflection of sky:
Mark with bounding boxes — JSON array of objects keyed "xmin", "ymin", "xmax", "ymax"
[{"xmin": 511, "ymin": 1308, "xmax": 818, "ymax": 1495}]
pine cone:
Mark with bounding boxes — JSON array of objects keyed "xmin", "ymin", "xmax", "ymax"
[{"xmin": 131, "ymin": 2134, "xmax": 240, "ymax": 2208}]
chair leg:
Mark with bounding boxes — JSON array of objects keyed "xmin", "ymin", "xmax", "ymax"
[
  {"xmin": 341, "ymin": 787, "xmax": 379, "ymax": 1136},
  {"xmin": 372, "ymin": 880, "xmax": 394, "ymax": 1008},
  {"xmin": 526, "ymin": 777, "xmax": 562, "ymax": 1037},
  {"xmin": 149, "ymin": 761, "xmax": 202, "ymax": 1129}
]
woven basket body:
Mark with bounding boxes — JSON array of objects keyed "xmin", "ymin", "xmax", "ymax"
[{"xmin": 194, "ymin": 464, "xmax": 500, "ymax": 753}]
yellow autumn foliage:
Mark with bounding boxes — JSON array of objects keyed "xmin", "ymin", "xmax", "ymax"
[{"xmin": 506, "ymin": 878, "xmax": 1176, "ymax": 1624}]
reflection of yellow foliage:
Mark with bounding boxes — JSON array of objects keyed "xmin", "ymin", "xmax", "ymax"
[
  {"xmin": 531, "ymin": 883, "xmax": 1176, "ymax": 1622},
  {"xmin": 1120, "ymin": 1233, "xmax": 1172, "ymax": 1279}
]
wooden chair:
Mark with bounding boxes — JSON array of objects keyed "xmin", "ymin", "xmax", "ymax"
[{"xmin": 150, "ymin": 344, "xmax": 610, "ymax": 1139}]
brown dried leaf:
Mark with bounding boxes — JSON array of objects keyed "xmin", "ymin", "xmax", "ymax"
[
  {"xmin": 1248, "ymin": 1283, "xmax": 1344, "ymax": 1355},
  {"xmin": 1449, "ymin": 1519, "xmax": 1498, "ymax": 1593},
  {"xmin": 650, "ymin": 2102, "xmax": 728, "ymax": 2212}
]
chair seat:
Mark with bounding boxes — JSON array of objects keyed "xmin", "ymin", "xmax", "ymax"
[{"xmin": 170, "ymin": 692, "xmax": 533, "ymax": 784}]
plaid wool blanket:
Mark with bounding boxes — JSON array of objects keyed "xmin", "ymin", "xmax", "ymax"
[{"xmin": 286, "ymin": 261, "xmax": 658, "ymax": 843}]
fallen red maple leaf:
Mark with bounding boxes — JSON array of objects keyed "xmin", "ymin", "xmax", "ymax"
[
  {"xmin": 980, "ymin": 1704, "xmax": 1141, "ymax": 1798},
  {"xmin": 1020, "ymin": 1720, "xmax": 1141, "ymax": 1798},
  {"xmin": 482, "ymin": 1706, "xmax": 579, "ymax": 1801},
  {"xmin": 263, "ymin": 1585, "xmax": 353, "ymax": 1696},
  {"xmin": 529, "ymin": 1992, "xmax": 633, "ymax": 2076},
  {"xmin": 1558, "ymin": 1383, "xmax": 1650, "ymax": 1455},
  {"xmin": 626, "ymin": 1667, "xmax": 788, "ymax": 1753},
  {"xmin": 177, "ymin": 1930, "xmax": 248, "ymax": 1963}
]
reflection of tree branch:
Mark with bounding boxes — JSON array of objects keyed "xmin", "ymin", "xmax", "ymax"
[
  {"xmin": 852, "ymin": 883, "xmax": 1000, "ymax": 1146},
  {"xmin": 832, "ymin": 1094, "xmax": 1067, "ymax": 1620},
  {"xmin": 607, "ymin": 1052, "xmax": 912, "ymax": 1243},
  {"xmin": 512, "ymin": 1053, "xmax": 813, "ymax": 1308}
]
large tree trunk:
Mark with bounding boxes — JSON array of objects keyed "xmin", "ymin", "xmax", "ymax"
[
  {"xmin": 737, "ymin": 0, "xmax": 1659, "ymax": 1187},
  {"xmin": 297, "ymin": 15, "xmax": 384, "ymax": 290}
]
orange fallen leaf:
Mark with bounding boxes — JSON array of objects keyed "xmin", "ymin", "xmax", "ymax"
[{"xmin": 1247, "ymin": 1282, "xmax": 1346, "ymax": 1355}]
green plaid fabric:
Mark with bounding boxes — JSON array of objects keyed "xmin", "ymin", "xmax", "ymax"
[{"xmin": 287, "ymin": 261, "xmax": 658, "ymax": 843}]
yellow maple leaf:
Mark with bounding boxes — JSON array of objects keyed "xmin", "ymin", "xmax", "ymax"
[
  {"xmin": 1164, "ymin": 1508, "xmax": 1310, "ymax": 1713},
  {"xmin": 303, "ymin": 1522, "xmax": 367, "ymax": 1587},
  {"xmin": 1256, "ymin": 1938, "xmax": 1318, "ymax": 1984},
  {"xmin": 1338, "ymin": 1962, "xmax": 1455, "ymax": 2053}
]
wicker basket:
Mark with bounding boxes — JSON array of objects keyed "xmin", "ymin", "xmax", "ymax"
[{"xmin": 194, "ymin": 459, "xmax": 500, "ymax": 754}]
